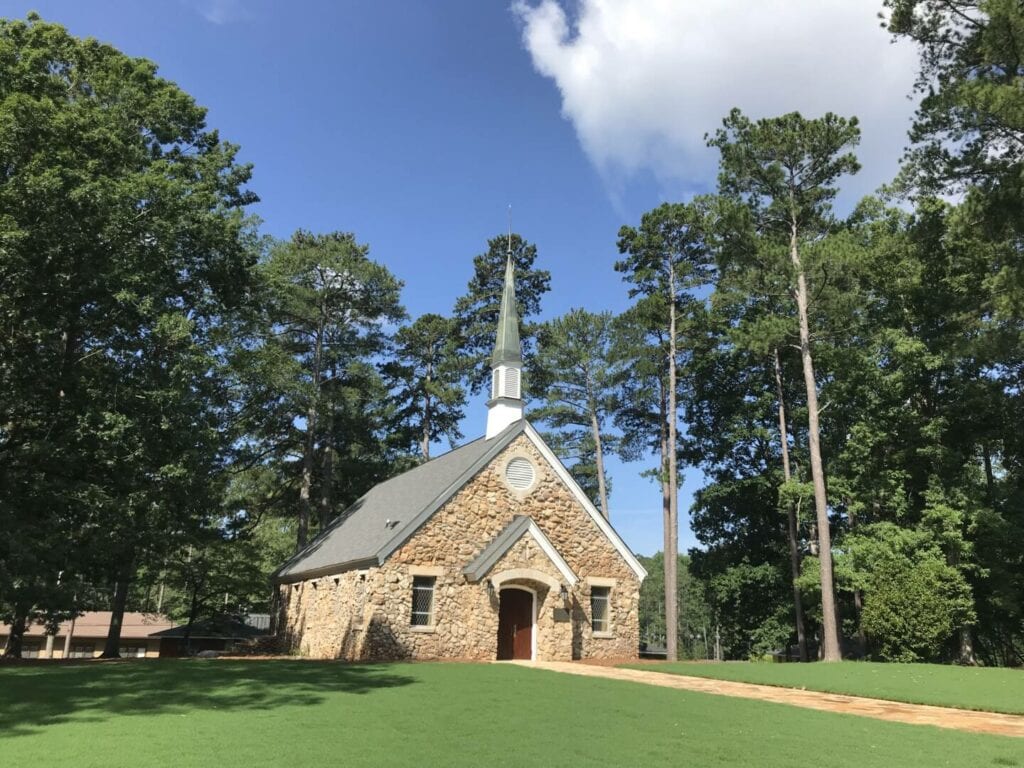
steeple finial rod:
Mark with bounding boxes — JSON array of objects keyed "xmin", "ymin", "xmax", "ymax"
[{"xmin": 507, "ymin": 204, "xmax": 512, "ymax": 257}]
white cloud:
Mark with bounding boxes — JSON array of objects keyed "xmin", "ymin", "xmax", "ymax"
[{"xmin": 514, "ymin": 0, "xmax": 920, "ymax": 203}]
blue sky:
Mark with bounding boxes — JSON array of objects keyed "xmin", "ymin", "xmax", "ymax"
[{"xmin": 14, "ymin": 1, "xmax": 920, "ymax": 556}]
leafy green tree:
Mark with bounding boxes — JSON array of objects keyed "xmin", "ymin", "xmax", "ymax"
[
  {"xmin": 453, "ymin": 233, "xmax": 550, "ymax": 395},
  {"xmin": 824, "ymin": 197, "xmax": 1010, "ymax": 663},
  {"xmin": 160, "ymin": 527, "xmax": 265, "ymax": 649},
  {"xmin": 531, "ymin": 309, "xmax": 625, "ymax": 517},
  {"xmin": 0, "ymin": 15, "xmax": 259, "ymax": 657},
  {"xmin": 617, "ymin": 201, "xmax": 716, "ymax": 661},
  {"xmin": 383, "ymin": 313, "xmax": 466, "ymax": 460},
  {"xmin": 846, "ymin": 523, "xmax": 975, "ymax": 662},
  {"xmin": 682, "ymin": 307, "xmax": 813, "ymax": 661},
  {"xmin": 709, "ymin": 109, "xmax": 861, "ymax": 661}
]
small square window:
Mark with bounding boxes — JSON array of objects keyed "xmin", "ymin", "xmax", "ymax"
[
  {"xmin": 411, "ymin": 576, "xmax": 436, "ymax": 627},
  {"xmin": 591, "ymin": 586, "xmax": 611, "ymax": 633}
]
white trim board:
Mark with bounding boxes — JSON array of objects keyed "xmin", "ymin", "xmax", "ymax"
[{"xmin": 525, "ymin": 521, "xmax": 577, "ymax": 586}]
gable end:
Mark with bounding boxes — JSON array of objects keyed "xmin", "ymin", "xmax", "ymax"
[{"xmin": 522, "ymin": 423, "xmax": 647, "ymax": 582}]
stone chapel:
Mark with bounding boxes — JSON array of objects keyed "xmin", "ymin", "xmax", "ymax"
[{"xmin": 273, "ymin": 254, "xmax": 646, "ymax": 661}]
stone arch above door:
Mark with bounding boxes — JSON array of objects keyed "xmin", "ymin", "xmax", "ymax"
[{"xmin": 489, "ymin": 567, "xmax": 560, "ymax": 591}]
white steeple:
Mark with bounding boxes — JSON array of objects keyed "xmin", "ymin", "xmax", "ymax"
[{"xmin": 486, "ymin": 251, "xmax": 524, "ymax": 439}]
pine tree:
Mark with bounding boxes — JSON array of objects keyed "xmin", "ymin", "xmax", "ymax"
[
  {"xmin": 531, "ymin": 309, "xmax": 624, "ymax": 517},
  {"xmin": 617, "ymin": 201, "xmax": 716, "ymax": 662},
  {"xmin": 709, "ymin": 109, "xmax": 861, "ymax": 660},
  {"xmin": 262, "ymin": 232, "xmax": 405, "ymax": 550},
  {"xmin": 384, "ymin": 313, "xmax": 467, "ymax": 460}
]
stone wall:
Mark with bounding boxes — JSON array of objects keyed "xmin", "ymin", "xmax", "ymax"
[{"xmin": 279, "ymin": 433, "xmax": 641, "ymax": 661}]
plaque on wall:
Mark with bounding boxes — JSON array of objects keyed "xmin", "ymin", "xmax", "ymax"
[{"xmin": 552, "ymin": 607, "xmax": 570, "ymax": 622}]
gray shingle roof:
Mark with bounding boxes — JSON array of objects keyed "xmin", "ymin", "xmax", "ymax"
[{"xmin": 274, "ymin": 421, "xmax": 526, "ymax": 582}]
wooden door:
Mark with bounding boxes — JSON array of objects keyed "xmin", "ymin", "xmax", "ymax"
[{"xmin": 497, "ymin": 588, "xmax": 533, "ymax": 660}]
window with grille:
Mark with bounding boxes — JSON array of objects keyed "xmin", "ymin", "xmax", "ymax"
[
  {"xmin": 410, "ymin": 576, "xmax": 436, "ymax": 626},
  {"xmin": 591, "ymin": 587, "xmax": 611, "ymax": 633},
  {"xmin": 505, "ymin": 457, "xmax": 535, "ymax": 490},
  {"xmin": 119, "ymin": 645, "xmax": 146, "ymax": 658}
]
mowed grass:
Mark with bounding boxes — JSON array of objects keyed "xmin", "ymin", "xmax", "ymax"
[
  {"xmin": 622, "ymin": 661, "xmax": 1024, "ymax": 715},
  {"xmin": 0, "ymin": 660, "xmax": 1021, "ymax": 767}
]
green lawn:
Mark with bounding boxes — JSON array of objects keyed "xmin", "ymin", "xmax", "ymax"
[
  {"xmin": 0, "ymin": 660, "xmax": 1020, "ymax": 767},
  {"xmin": 622, "ymin": 661, "xmax": 1024, "ymax": 715}
]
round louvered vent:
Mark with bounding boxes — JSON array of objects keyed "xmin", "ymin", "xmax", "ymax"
[{"xmin": 505, "ymin": 456, "xmax": 536, "ymax": 490}]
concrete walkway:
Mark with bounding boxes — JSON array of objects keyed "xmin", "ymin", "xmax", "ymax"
[{"xmin": 518, "ymin": 661, "xmax": 1024, "ymax": 738}]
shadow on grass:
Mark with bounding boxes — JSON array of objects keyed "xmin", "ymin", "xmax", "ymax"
[{"xmin": 0, "ymin": 659, "xmax": 416, "ymax": 737}]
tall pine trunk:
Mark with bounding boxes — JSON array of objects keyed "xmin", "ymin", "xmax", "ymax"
[
  {"xmin": 318, "ymin": 367, "xmax": 335, "ymax": 533},
  {"xmin": 62, "ymin": 617, "xmax": 75, "ymax": 658},
  {"xmin": 319, "ymin": 440, "xmax": 334, "ymax": 532},
  {"xmin": 664, "ymin": 264, "xmax": 680, "ymax": 662},
  {"xmin": 422, "ymin": 372, "xmax": 432, "ymax": 460},
  {"xmin": 587, "ymin": 373, "xmax": 610, "ymax": 519},
  {"xmin": 298, "ymin": 400, "xmax": 317, "ymax": 549},
  {"xmin": 297, "ymin": 323, "xmax": 325, "ymax": 550},
  {"xmin": 773, "ymin": 347, "xmax": 808, "ymax": 662},
  {"xmin": 790, "ymin": 222, "xmax": 841, "ymax": 662},
  {"xmin": 589, "ymin": 407, "xmax": 610, "ymax": 519},
  {"xmin": 659, "ymin": 381, "xmax": 674, "ymax": 659}
]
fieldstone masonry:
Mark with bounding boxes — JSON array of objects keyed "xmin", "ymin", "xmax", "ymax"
[{"xmin": 278, "ymin": 434, "xmax": 641, "ymax": 661}]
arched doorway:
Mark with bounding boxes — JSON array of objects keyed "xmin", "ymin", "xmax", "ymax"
[{"xmin": 497, "ymin": 587, "xmax": 535, "ymax": 660}]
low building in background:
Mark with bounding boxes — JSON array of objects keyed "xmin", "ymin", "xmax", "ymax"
[
  {"xmin": 0, "ymin": 611, "xmax": 270, "ymax": 658},
  {"xmin": 151, "ymin": 616, "xmax": 269, "ymax": 657},
  {"xmin": 0, "ymin": 612, "xmax": 175, "ymax": 659}
]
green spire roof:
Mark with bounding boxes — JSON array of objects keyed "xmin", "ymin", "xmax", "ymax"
[{"xmin": 491, "ymin": 254, "xmax": 522, "ymax": 366}]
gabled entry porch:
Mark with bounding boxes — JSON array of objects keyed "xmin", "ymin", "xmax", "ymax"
[{"xmin": 462, "ymin": 515, "xmax": 579, "ymax": 662}]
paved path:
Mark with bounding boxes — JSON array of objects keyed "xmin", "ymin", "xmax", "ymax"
[{"xmin": 517, "ymin": 661, "xmax": 1024, "ymax": 738}]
